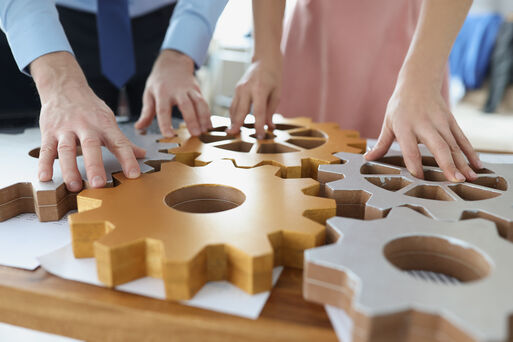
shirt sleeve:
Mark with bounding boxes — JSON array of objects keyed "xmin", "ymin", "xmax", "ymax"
[
  {"xmin": 0, "ymin": 0, "xmax": 73, "ymax": 74},
  {"xmin": 161, "ymin": 0, "xmax": 227, "ymax": 67}
]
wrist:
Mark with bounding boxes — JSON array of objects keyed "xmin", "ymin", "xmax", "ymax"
[
  {"xmin": 31, "ymin": 52, "xmax": 89, "ymax": 103},
  {"xmin": 395, "ymin": 65, "xmax": 443, "ymax": 96},
  {"xmin": 158, "ymin": 49, "xmax": 195, "ymax": 73},
  {"xmin": 252, "ymin": 50, "xmax": 282, "ymax": 67}
]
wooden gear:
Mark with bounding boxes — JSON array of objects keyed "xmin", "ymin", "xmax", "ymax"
[
  {"xmin": 304, "ymin": 207, "xmax": 513, "ymax": 342},
  {"xmin": 69, "ymin": 160, "xmax": 336, "ymax": 300},
  {"xmin": 165, "ymin": 115, "xmax": 366, "ymax": 179},
  {"xmin": 0, "ymin": 125, "xmax": 176, "ymax": 222},
  {"xmin": 318, "ymin": 150, "xmax": 513, "ymax": 241}
]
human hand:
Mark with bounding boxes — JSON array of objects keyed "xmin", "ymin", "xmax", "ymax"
[
  {"xmin": 364, "ymin": 82, "xmax": 482, "ymax": 182},
  {"xmin": 135, "ymin": 49, "xmax": 210, "ymax": 137},
  {"xmin": 227, "ymin": 55, "xmax": 282, "ymax": 139},
  {"xmin": 31, "ymin": 52, "xmax": 146, "ymax": 192}
]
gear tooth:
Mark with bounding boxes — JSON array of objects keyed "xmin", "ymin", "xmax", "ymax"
[
  {"xmin": 387, "ymin": 206, "xmax": 428, "ymax": 220},
  {"xmin": 204, "ymin": 159, "xmax": 235, "ymax": 170},
  {"xmin": 161, "ymin": 160, "xmax": 190, "ymax": 172},
  {"xmin": 251, "ymin": 163, "xmax": 282, "ymax": 176},
  {"xmin": 301, "ymin": 195, "xmax": 336, "ymax": 212},
  {"xmin": 111, "ymin": 172, "xmax": 127, "ymax": 184}
]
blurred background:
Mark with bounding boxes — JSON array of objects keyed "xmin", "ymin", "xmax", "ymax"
[{"xmin": 1, "ymin": 0, "xmax": 512, "ymax": 151}]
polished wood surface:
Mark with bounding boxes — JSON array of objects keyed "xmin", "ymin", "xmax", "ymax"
[{"xmin": 0, "ymin": 265, "xmax": 337, "ymax": 342}]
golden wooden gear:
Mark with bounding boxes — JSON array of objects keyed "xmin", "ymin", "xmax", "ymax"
[
  {"xmin": 165, "ymin": 115, "xmax": 366, "ymax": 179},
  {"xmin": 69, "ymin": 160, "xmax": 336, "ymax": 300}
]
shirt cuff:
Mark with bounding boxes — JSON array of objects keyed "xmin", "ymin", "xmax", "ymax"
[
  {"xmin": 161, "ymin": 1, "xmax": 226, "ymax": 67},
  {"xmin": 3, "ymin": 5, "xmax": 73, "ymax": 75}
]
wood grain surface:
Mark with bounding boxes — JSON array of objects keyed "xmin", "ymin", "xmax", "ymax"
[{"xmin": 0, "ymin": 265, "xmax": 337, "ymax": 342}]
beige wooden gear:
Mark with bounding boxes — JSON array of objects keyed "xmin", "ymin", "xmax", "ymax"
[
  {"xmin": 317, "ymin": 150, "xmax": 513, "ymax": 241},
  {"xmin": 69, "ymin": 160, "xmax": 336, "ymax": 300},
  {"xmin": 165, "ymin": 115, "xmax": 366, "ymax": 179},
  {"xmin": 304, "ymin": 207, "xmax": 513, "ymax": 342}
]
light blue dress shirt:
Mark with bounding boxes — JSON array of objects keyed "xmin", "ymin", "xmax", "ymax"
[{"xmin": 0, "ymin": 0, "xmax": 227, "ymax": 73}]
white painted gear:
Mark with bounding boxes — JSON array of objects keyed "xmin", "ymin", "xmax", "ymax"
[
  {"xmin": 304, "ymin": 207, "xmax": 513, "ymax": 342},
  {"xmin": 318, "ymin": 150, "xmax": 513, "ymax": 241},
  {"xmin": 0, "ymin": 123, "xmax": 177, "ymax": 221}
]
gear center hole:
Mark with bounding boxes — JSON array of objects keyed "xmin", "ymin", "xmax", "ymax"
[
  {"xmin": 165, "ymin": 184, "xmax": 245, "ymax": 214},
  {"xmin": 384, "ymin": 236, "xmax": 491, "ymax": 284}
]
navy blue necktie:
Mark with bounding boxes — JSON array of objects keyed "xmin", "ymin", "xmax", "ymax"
[{"xmin": 96, "ymin": 0, "xmax": 136, "ymax": 89}]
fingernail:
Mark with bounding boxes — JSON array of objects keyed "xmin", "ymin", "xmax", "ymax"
[
  {"xmin": 163, "ymin": 131, "xmax": 174, "ymax": 138},
  {"xmin": 39, "ymin": 172, "xmax": 48, "ymax": 181},
  {"xmin": 92, "ymin": 176, "xmax": 104, "ymax": 188},
  {"xmin": 192, "ymin": 129, "xmax": 201, "ymax": 136},
  {"xmin": 454, "ymin": 171, "xmax": 465, "ymax": 182},
  {"xmin": 477, "ymin": 160, "xmax": 484, "ymax": 169},
  {"xmin": 469, "ymin": 169, "xmax": 477, "ymax": 179},
  {"xmin": 128, "ymin": 169, "xmax": 140, "ymax": 179},
  {"xmin": 70, "ymin": 181, "xmax": 81, "ymax": 192}
]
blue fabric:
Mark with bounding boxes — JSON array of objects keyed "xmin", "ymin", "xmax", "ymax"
[
  {"xmin": 97, "ymin": 0, "xmax": 135, "ymax": 88},
  {"xmin": 161, "ymin": 0, "xmax": 227, "ymax": 67},
  {"xmin": 450, "ymin": 13, "xmax": 503, "ymax": 89},
  {"xmin": 0, "ymin": 0, "xmax": 227, "ymax": 74}
]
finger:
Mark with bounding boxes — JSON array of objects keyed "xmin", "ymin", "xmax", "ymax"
[
  {"xmin": 418, "ymin": 128, "xmax": 465, "ymax": 182},
  {"xmin": 104, "ymin": 129, "xmax": 141, "ymax": 179},
  {"xmin": 57, "ymin": 133, "xmax": 82, "ymax": 192},
  {"xmin": 266, "ymin": 90, "xmax": 280, "ymax": 131},
  {"xmin": 253, "ymin": 91, "xmax": 267, "ymax": 139},
  {"xmin": 130, "ymin": 142, "xmax": 147, "ymax": 159},
  {"xmin": 438, "ymin": 128, "xmax": 477, "ymax": 181},
  {"xmin": 135, "ymin": 91, "xmax": 156, "ymax": 131},
  {"xmin": 155, "ymin": 95, "xmax": 175, "ymax": 138},
  {"xmin": 395, "ymin": 129, "xmax": 424, "ymax": 179},
  {"xmin": 188, "ymin": 89, "xmax": 211, "ymax": 132},
  {"xmin": 38, "ymin": 134, "xmax": 58, "ymax": 182},
  {"xmin": 79, "ymin": 133, "xmax": 106, "ymax": 188},
  {"xmin": 176, "ymin": 93, "xmax": 201, "ymax": 136},
  {"xmin": 364, "ymin": 125, "xmax": 395, "ymax": 161},
  {"xmin": 450, "ymin": 118, "xmax": 483, "ymax": 170},
  {"xmin": 227, "ymin": 92, "xmax": 251, "ymax": 135}
]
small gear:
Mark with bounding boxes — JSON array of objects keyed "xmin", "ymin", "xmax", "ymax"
[
  {"xmin": 166, "ymin": 115, "xmax": 366, "ymax": 179},
  {"xmin": 304, "ymin": 207, "xmax": 513, "ymax": 342},
  {"xmin": 318, "ymin": 150, "xmax": 513, "ymax": 241},
  {"xmin": 0, "ymin": 124, "xmax": 176, "ymax": 222},
  {"xmin": 69, "ymin": 160, "xmax": 336, "ymax": 300}
]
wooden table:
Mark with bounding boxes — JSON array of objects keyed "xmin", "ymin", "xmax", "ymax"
[{"xmin": 0, "ymin": 265, "xmax": 337, "ymax": 341}]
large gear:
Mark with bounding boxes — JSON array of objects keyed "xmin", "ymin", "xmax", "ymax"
[
  {"xmin": 0, "ymin": 124, "xmax": 176, "ymax": 222},
  {"xmin": 317, "ymin": 150, "xmax": 513, "ymax": 241},
  {"xmin": 165, "ymin": 115, "xmax": 366, "ymax": 179},
  {"xmin": 304, "ymin": 207, "xmax": 513, "ymax": 342},
  {"xmin": 69, "ymin": 160, "xmax": 336, "ymax": 300}
]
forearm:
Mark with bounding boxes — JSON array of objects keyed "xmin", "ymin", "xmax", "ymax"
[
  {"xmin": 0, "ymin": 0, "xmax": 73, "ymax": 74},
  {"xmin": 30, "ymin": 52, "xmax": 88, "ymax": 103},
  {"xmin": 252, "ymin": 0, "xmax": 285, "ymax": 61},
  {"xmin": 397, "ymin": 0, "xmax": 472, "ymax": 89}
]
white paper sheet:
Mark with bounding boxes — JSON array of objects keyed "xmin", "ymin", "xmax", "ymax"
[
  {"xmin": 38, "ymin": 245, "xmax": 283, "ymax": 319},
  {"xmin": 0, "ymin": 322, "xmax": 81, "ymax": 342},
  {"xmin": 325, "ymin": 305, "xmax": 353, "ymax": 342},
  {"xmin": 0, "ymin": 213, "xmax": 71, "ymax": 270}
]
